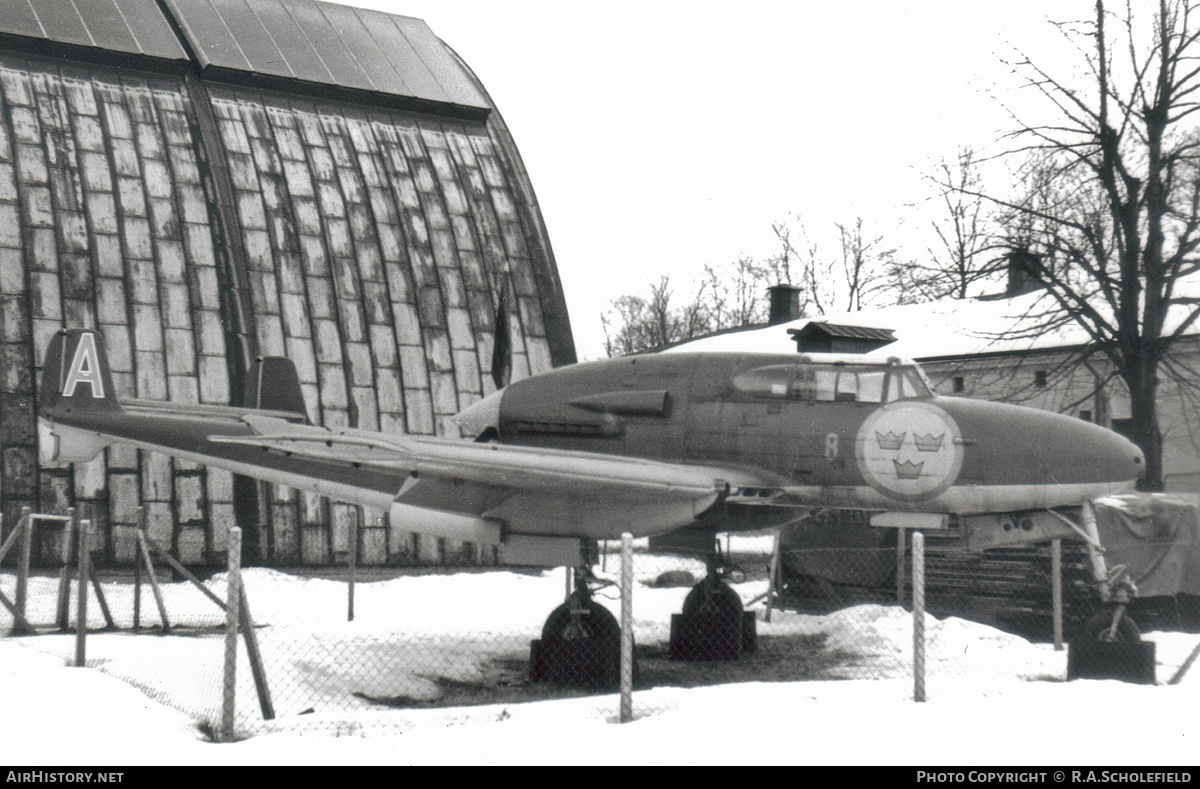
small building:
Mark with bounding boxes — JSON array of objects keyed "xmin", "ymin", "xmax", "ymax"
[{"xmin": 788, "ymin": 322, "xmax": 896, "ymax": 355}]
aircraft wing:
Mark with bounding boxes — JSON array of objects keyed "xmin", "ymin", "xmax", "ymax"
[
  {"xmin": 212, "ymin": 413, "xmax": 726, "ymax": 503},
  {"xmin": 38, "ymin": 330, "xmax": 728, "ymax": 549}
]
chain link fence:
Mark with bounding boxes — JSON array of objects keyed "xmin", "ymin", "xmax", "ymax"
[{"xmin": 2, "ymin": 513, "xmax": 1198, "ymax": 739}]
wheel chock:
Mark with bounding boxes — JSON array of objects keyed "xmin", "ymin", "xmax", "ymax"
[
  {"xmin": 529, "ymin": 634, "xmax": 622, "ymax": 690},
  {"xmin": 1067, "ymin": 639, "xmax": 1157, "ymax": 684}
]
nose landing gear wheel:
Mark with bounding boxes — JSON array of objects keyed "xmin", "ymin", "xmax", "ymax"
[{"xmin": 1068, "ymin": 610, "xmax": 1155, "ymax": 684}]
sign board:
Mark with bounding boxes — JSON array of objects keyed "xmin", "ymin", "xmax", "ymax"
[{"xmin": 870, "ymin": 512, "xmax": 949, "ymax": 530}]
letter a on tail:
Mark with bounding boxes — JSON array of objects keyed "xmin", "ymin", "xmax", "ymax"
[
  {"xmin": 40, "ymin": 329, "xmax": 119, "ymax": 417},
  {"xmin": 62, "ymin": 331, "xmax": 105, "ymax": 398}
]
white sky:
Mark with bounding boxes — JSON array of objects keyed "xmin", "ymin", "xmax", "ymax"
[{"xmin": 332, "ymin": 0, "xmax": 1092, "ymax": 359}]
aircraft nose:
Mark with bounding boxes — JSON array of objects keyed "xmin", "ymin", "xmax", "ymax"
[
  {"xmin": 936, "ymin": 398, "xmax": 1145, "ymax": 487},
  {"xmin": 1076, "ymin": 418, "xmax": 1145, "ymax": 483},
  {"xmin": 1026, "ymin": 410, "xmax": 1145, "ymax": 485},
  {"xmin": 454, "ymin": 388, "xmax": 504, "ymax": 437},
  {"xmin": 1129, "ymin": 442, "xmax": 1146, "ymax": 480}
]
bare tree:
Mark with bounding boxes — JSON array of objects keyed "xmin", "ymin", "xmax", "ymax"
[
  {"xmin": 769, "ymin": 215, "xmax": 900, "ymax": 315},
  {"xmin": 908, "ymin": 148, "xmax": 1001, "ymax": 300},
  {"xmin": 769, "ymin": 218, "xmax": 835, "ymax": 316},
  {"xmin": 602, "ymin": 216, "xmax": 910, "ymax": 356},
  {"xmin": 836, "ymin": 217, "xmax": 896, "ymax": 311},
  {"xmin": 601, "ymin": 265, "xmax": 765, "ymax": 356},
  {"xmin": 704, "ymin": 256, "xmax": 768, "ymax": 331},
  {"xmin": 979, "ymin": 0, "xmax": 1200, "ymax": 490},
  {"xmin": 601, "ymin": 275, "xmax": 690, "ymax": 357}
]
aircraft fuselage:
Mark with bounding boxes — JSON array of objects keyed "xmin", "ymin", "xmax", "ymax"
[{"xmin": 463, "ymin": 352, "xmax": 1145, "ymax": 523}]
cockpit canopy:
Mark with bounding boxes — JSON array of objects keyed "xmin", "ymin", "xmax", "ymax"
[{"xmin": 731, "ymin": 357, "xmax": 931, "ymax": 404}]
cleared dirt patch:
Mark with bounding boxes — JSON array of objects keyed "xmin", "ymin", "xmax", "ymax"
[{"xmin": 353, "ymin": 632, "xmax": 855, "ymax": 709}]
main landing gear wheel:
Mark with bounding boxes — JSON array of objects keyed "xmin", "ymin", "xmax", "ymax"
[
  {"xmin": 529, "ymin": 568, "xmax": 629, "ymax": 690},
  {"xmin": 1084, "ymin": 611, "xmax": 1142, "ymax": 643},
  {"xmin": 669, "ymin": 547, "xmax": 757, "ymax": 661}
]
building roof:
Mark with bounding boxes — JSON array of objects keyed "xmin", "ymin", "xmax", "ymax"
[
  {"xmin": 0, "ymin": 0, "xmax": 488, "ymax": 118},
  {"xmin": 0, "ymin": 0, "xmax": 188, "ymax": 60},
  {"xmin": 165, "ymin": 0, "xmax": 488, "ymax": 113},
  {"xmin": 791, "ymin": 322, "xmax": 897, "ymax": 342},
  {"xmin": 669, "ymin": 276, "xmax": 1200, "ymax": 361}
]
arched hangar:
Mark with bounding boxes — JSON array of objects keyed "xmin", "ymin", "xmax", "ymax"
[{"xmin": 0, "ymin": 0, "xmax": 575, "ymax": 566}]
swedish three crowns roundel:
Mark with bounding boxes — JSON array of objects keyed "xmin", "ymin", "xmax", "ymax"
[{"xmin": 855, "ymin": 401, "xmax": 964, "ymax": 503}]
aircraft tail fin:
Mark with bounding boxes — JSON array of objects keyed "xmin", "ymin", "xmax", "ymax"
[
  {"xmin": 39, "ymin": 329, "xmax": 121, "ymax": 463},
  {"xmin": 245, "ymin": 356, "xmax": 310, "ymax": 423},
  {"xmin": 39, "ymin": 328, "xmax": 121, "ymax": 420}
]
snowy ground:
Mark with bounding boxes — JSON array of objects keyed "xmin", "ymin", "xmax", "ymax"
[{"xmin": 1, "ymin": 548, "xmax": 1198, "ymax": 766}]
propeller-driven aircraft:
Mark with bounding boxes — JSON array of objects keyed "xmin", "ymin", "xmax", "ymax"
[{"xmin": 37, "ymin": 329, "xmax": 1144, "ymax": 682}]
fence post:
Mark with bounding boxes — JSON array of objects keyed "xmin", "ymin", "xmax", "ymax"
[
  {"xmin": 16, "ymin": 507, "xmax": 31, "ymax": 631},
  {"xmin": 75, "ymin": 520, "xmax": 91, "ymax": 667},
  {"xmin": 220, "ymin": 527, "xmax": 242, "ymax": 741},
  {"xmin": 1051, "ymin": 538, "xmax": 1063, "ymax": 651},
  {"xmin": 912, "ymin": 531, "xmax": 925, "ymax": 703},
  {"xmin": 896, "ymin": 526, "xmax": 906, "ymax": 605},
  {"xmin": 56, "ymin": 508, "xmax": 76, "ymax": 630},
  {"xmin": 133, "ymin": 507, "xmax": 143, "ymax": 629},
  {"xmin": 0, "ymin": 513, "xmax": 34, "ymax": 635},
  {"xmin": 620, "ymin": 532, "xmax": 633, "ymax": 723}
]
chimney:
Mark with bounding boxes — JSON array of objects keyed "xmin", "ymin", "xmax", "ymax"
[
  {"xmin": 768, "ymin": 284, "xmax": 802, "ymax": 325},
  {"xmin": 1006, "ymin": 249, "xmax": 1040, "ymax": 297}
]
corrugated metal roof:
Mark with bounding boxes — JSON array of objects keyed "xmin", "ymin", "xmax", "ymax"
[
  {"xmin": 0, "ymin": 0, "xmax": 190, "ymax": 60},
  {"xmin": 165, "ymin": 0, "xmax": 489, "ymax": 112}
]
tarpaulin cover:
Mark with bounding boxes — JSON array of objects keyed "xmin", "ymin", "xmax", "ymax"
[{"xmin": 1092, "ymin": 494, "xmax": 1200, "ymax": 598}]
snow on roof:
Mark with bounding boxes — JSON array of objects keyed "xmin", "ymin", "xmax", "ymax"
[{"xmin": 668, "ymin": 276, "xmax": 1200, "ymax": 361}]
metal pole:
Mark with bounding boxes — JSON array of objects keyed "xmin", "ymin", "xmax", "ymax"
[
  {"xmin": 620, "ymin": 532, "xmax": 633, "ymax": 723},
  {"xmin": 136, "ymin": 530, "xmax": 171, "ymax": 632},
  {"xmin": 1169, "ymin": 637, "xmax": 1200, "ymax": 685},
  {"xmin": 237, "ymin": 588, "xmax": 275, "ymax": 720},
  {"xmin": 766, "ymin": 530, "xmax": 781, "ymax": 623},
  {"xmin": 133, "ymin": 507, "xmax": 143, "ymax": 629},
  {"xmin": 1080, "ymin": 501, "xmax": 1110, "ymax": 601},
  {"xmin": 57, "ymin": 508, "xmax": 76, "ymax": 631},
  {"xmin": 1051, "ymin": 538, "xmax": 1063, "ymax": 651},
  {"xmin": 913, "ymin": 531, "xmax": 925, "ymax": 703},
  {"xmin": 896, "ymin": 526, "xmax": 906, "ymax": 605},
  {"xmin": 348, "ymin": 509, "xmax": 357, "ymax": 622},
  {"xmin": 221, "ymin": 527, "xmax": 242, "ymax": 741},
  {"xmin": 75, "ymin": 520, "xmax": 91, "ymax": 667}
]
